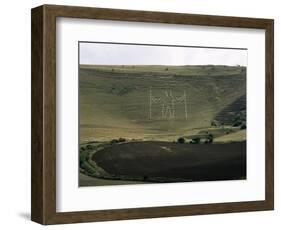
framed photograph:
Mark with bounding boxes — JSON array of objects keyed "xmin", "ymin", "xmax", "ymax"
[{"xmin": 31, "ymin": 4, "xmax": 274, "ymax": 225}]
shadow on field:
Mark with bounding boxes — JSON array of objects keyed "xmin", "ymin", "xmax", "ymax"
[{"xmin": 18, "ymin": 212, "xmax": 31, "ymax": 220}]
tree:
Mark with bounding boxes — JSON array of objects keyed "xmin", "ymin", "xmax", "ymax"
[
  {"xmin": 240, "ymin": 124, "xmax": 246, "ymax": 130},
  {"xmin": 80, "ymin": 146, "xmax": 86, "ymax": 152},
  {"xmin": 177, "ymin": 137, "xmax": 185, "ymax": 144},
  {"xmin": 110, "ymin": 139, "xmax": 119, "ymax": 144},
  {"xmin": 190, "ymin": 137, "xmax": 200, "ymax": 144},
  {"xmin": 86, "ymin": 144, "xmax": 94, "ymax": 150},
  {"xmin": 205, "ymin": 134, "xmax": 213, "ymax": 144},
  {"xmin": 118, "ymin": 137, "xmax": 126, "ymax": 142}
]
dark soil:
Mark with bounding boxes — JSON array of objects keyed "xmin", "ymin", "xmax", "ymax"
[{"xmin": 92, "ymin": 141, "xmax": 246, "ymax": 182}]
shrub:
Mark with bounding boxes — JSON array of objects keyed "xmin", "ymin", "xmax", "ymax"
[
  {"xmin": 86, "ymin": 144, "xmax": 94, "ymax": 150},
  {"xmin": 79, "ymin": 151, "xmax": 89, "ymax": 168},
  {"xmin": 240, "ymin": 124, "xmax": 246, "ymax": 130},
  {"xmin": 80, "ymin": 146, "xmax": 86, "ymax": 152},
  {"xmin": 177, "ymin": 137, "xmax": 185, "ymax": 144},
  {"xmin": 110, "ymin": 139, "xmax": 119, "ymax": 144},
  {"xmin": 233, "ymin": 121, "xmax": 242, "ymax": 127},
  {"xmin": 118, "ymin": 137, "xmax": 126, "ymax": 143},
  {"xmin": 110, "ymin": 138, "xmax": 126, "ymax": 144},
  {"xmin": 205, "ymin": 134, "xmax": 213, "ymax": 144},
  {"xmin": 190, "ymin": 137, "xmax": 200, "ymax": 144}
]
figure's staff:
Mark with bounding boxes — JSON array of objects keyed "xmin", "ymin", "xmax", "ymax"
[
  {"xmin": 149, "ymin": 87, "xmax": 152, "ymax": 120},
  {"xmin": 184, "ymin": 90, "xmax": 188, "ymax": 120}
]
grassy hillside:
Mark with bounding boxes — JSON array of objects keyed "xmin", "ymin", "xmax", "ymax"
[{"xmin": 79, "ymin": 65, "xmax": 246, "ymax": 143}]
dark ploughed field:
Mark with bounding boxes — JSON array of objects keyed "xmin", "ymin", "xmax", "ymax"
[{"xmin": 92, "ymin": 141, "xmax": 246, "ymax": 182}]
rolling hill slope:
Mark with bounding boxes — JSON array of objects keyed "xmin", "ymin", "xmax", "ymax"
[{"xmin": 79, "ymin": 65, "xmax": 246, "ymax": 142}]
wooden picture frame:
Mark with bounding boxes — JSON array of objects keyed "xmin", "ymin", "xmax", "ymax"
[{"xmin": 31, "ymin": 4, "xmax": 274, "ymax": 225}]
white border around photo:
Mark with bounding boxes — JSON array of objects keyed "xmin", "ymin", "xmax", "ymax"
[{"xmin": 56, "ymin": 17, "xmax": 265, "ymax": 212}]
